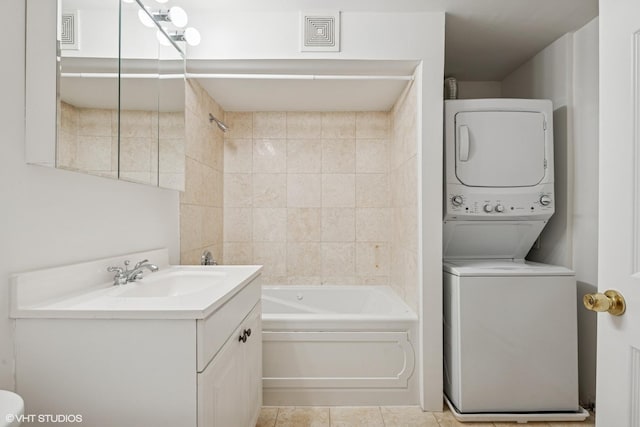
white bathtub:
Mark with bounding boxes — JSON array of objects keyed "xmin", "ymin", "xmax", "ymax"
[{"xmin": 261, "ymin": 285, "xmax": 418, "ymax": 406}]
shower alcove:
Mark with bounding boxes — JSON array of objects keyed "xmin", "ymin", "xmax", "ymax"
[{"xmin": 179, "ymin": 58, "xmax": 432, "ymax": 406}]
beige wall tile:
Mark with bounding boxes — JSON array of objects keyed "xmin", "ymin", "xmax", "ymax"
[
  {"xmin": 223, "ymin": 242, "xmax": 253, "ymax": 264},
  {"xmin": 254, "ymin": 112, "xmax": 286, "ymax": 138},
  {"xmin": 76, "ymin": 136, "xmax": 113, "ymax": 171},
  {"xmin": 260, "ymin": 276, "xmax": 289, "ymax": 286},
  {"xmin": 356, "ymin": 242, "xmax": 389, "ymax": 276},
  {"xmin": 223, "ymin": 207, "xmax": 252, "ymax": 242},
  {"xmin": 287, "ymin": 174, "xmax": 321, "ymax": 207},
  {"xmin": 253, "ymin": 243, "xmax": 287, "ymax": 276},
  {"xmin": 224, "ymin": 112, "xmax": 253, "ymax": 139},
  {"xmin": 322, "ymin": 174, "xmax": 355, "ymax": 207},
  {"xmin": 322, "ymin": 208, "xmax": 355, "ymax": 242},
  {"xmin": 356, "ymin": 174, "xmax": 389, "ymax": 207},
  {"xmin": 287, "ymin": 276, "xmax": 322, "ymax": 285},
  {"xmin": 287, "ymin": 243, "xmax": 322, "ymax": 276},
  {"xmin": 253, "ymin": 208, "xmax": 287, "ymax": 242},
  {"xmin": 321, "ymin": 243, "xmax": 355, "ymax": 276},
  {"xmin": 78, "ymin": 108, "xmax": 112, "ymax": 137},
  {"xmin": 224, "ymin": 139, "xmax": 253, "ymax": 173},
  {"xmin": 254, "ymin": 139, "xmax": 286, "ymax": 173},
  {"xmin": 180, "ymin": 204, "xmax": 203, "ymax": 252},
  {"xmin": 253, "ymin": 174, "xmax": 286, "ymax": 207},
  {"xmin": 356, "ymin": 112, "xmax": 390, "ymax": 139},
  {"xmin": 322, "ymin": 138, "xmax": 356, "ymax": 173},
  {"xmin": 202, "ymin": 207, "xmax": 223, "ymax": 247},
  {"xmin": 159, "ymin": 111, "xmax": 184, "ymax": 139},
  {"xmin": 180, "ymin": 248, "xmax": 202, "ymax": 266},
  {"xmin": 224, "ymin": 173, "xmax": 253, "ymax": 207},
  {"xmin": 287, "ymin": 139, "xmax": 322, "ymax": 173},
  {"xmin": 119, "ymin": 110, "xmax": 154, "ymax": 138},
  {"xmin": 321, "ymin": 112, "xmax": 356, "ymax": 138},
  {"xmin": 356, "ymin": 208, "xmax": 391, "ymax": 242},
  {"xmin": 225, "ymin": 111, "xmax": 253, "ymax": 139},
  {"xmin": 287, "ymin": 208, "xmax": 321, "ymax": 242},
  {"xmin": 287, "ymin": 112, "xmax": 322, "ymax": 138},
  {"xmin": 356, "ymin": 139, "xmax": 389, "ymax": 173}
]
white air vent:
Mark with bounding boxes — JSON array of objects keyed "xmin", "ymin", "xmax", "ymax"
[
  {"xmin": 300, "ymin": 11, "xmax": 340, "ymax": 52},
  {"xmin": 60, "ymin": 11, "xmax": 79, "ymax": 50}
]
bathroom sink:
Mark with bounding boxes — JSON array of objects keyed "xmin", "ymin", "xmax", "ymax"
[{"xmin": 111, "ymin": 271, "xmax": 225, "ymax": 298}]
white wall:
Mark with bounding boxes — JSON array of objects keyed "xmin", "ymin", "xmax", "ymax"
[
  {"xmin": 500, "ymin": 18, "xmax": 599, "ymax": 406},
  {"xmin": 502, "ymin": 33, "xmax": 574, "ymax": 268},
  {"xmin": 0, "ymin": 0, "xmax": 180, "ymax": 391},
  {"xmin": 571, "ymin": 17, "xmax": 599, "ymax": 407},
  {"xmin": 456, "ymin": 81, "xmax": 502, "ymax": 99}
]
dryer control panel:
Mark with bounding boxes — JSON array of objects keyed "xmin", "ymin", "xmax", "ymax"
[{"xmin": 444, "ymin": 183, "xmax": 554, "ymax": 221}]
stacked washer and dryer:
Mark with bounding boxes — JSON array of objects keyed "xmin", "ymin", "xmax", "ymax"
[{"xmin": 442, "ymin": 99, "xmax": 588, "ymax": 422}]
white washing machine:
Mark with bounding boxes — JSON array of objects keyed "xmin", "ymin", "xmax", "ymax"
[{"xmin": 442, "ymin": 99, "xmax": 586, "ymax": 422}]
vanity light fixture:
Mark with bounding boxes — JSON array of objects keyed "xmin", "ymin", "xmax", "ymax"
[{"xmin": 139, "ymin": 6, "xmax": 188, "ymax": 29}]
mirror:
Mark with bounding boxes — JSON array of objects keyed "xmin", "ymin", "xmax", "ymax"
[{"xmin": 53, "ymin": 0, "xmax": 185, "ymax": 190}]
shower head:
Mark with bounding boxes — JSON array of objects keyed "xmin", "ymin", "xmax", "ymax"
[{"xmin": 209, "ymin": 113, "xmax": 229, "ymax": 133}]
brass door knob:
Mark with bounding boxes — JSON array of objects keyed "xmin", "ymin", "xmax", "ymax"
[{"xmin": 583, "ymin": 290, "xmax": 626, "ymax": 316}]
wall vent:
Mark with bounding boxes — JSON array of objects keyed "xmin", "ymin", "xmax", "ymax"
[
  {"xmin": 300, "ymin": 11, "xmax": 340, "ymax": 52},
  {"xmin": 60, "ymin": 11, "xmax": 79, "ymax": 50}
]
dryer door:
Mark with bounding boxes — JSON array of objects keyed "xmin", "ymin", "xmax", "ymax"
[{"xmin": 455, "ymin": 111, "xmax": 547, "ymax": 187}]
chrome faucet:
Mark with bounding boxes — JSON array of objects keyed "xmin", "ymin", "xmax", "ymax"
[
  {"xmin": 107, "ymin": 259, "xmax": 159, "ymax": 286},
  {"xmin": 201, "ymin": 250, "xmax": 217, "ymax": 266}
]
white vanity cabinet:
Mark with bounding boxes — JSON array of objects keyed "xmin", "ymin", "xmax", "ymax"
[
  {"xmin": 198, "ymin": 304, "xmax": 262, "ymax": 427},
  {"xmin": 11, "ymin": 252, "xmax": 263, "ymax": 427}
]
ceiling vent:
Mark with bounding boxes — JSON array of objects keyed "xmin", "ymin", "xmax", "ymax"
[
  {"xmin": 300, "ymin": 11, "xmax": 340, "ymax": 52},
  {"xmin": 60, "ymin": 11, "xmax": 79, "ymax": 50}
]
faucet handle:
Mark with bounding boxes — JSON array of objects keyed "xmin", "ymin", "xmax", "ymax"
[
  {"xmin": 107, "ymin": 266, "xmax": 124, "ymax": 274},
  {"xmin": 134, "ymin": 259, "xmax": 149, "ymax": 269}
]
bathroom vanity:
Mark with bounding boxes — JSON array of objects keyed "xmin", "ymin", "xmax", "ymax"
[{"xmin": 10, "ymin": 249, "xmax": 262, "ymax": 427}]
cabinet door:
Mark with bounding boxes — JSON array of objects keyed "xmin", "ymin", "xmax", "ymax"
[
  {"xmin": 198, "ymin": 323, "xmax": 245, "ymax": 427},
  {"xmin": 243, "ymin": 304, "xmax": 262, "ymax": 426}
]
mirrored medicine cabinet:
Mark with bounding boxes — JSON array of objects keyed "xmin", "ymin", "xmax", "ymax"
[{"xmin": 26, "ymin": 0, "xmax": 186, "ymax": 191}]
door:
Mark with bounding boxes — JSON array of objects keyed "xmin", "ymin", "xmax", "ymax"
[
  {"xmin": 596, "ymin": 1, "xmax": 640, "ymax": 425},
  {"xmin": 455, "ymin": 111, "xmax": 546, "ymax": 187}
]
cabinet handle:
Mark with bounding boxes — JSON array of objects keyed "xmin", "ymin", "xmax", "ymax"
[
  {"xmin": 238, "ymin": 334, "xmax": 247, "ymax": 343},
  {"xmin": 244, "ymin": 328, "xmax": 251, "ymax": 338}
]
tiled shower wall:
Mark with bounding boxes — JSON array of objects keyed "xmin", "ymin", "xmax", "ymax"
[
  {"xmin": 222, "ymin": 111, "xmax": 392, "ymax": 286},
  {"xmin": 390, "ymin": 82, "xmax": 419, "ymax": 311},
  {"xmin": 179, "ymin": 80, "xmax": 225, "ymax": 264},
  {"xmin": 58, "ymin": 101, "xmax": 119, "ymax": 178},
  {"xmin": 58, "ymin": 102, "xmax": 184, "ymax": 187}
]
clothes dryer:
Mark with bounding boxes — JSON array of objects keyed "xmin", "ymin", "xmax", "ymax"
[{"xmin": 442, "ymin": 99, "xmax": 585, "ymax": 421}]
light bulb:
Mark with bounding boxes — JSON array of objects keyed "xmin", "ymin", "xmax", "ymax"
[
  {"xmin": 156, "ymin": 29, "xmax": 171, "ymax": 46},
  {"xmin": 168, "ymin": 6, "xmax": 188, "ymax": 28},
  {"xmin": 138, "ymin": 8, "xmax": 155, "ymax": 28},
  {"xmin": 184, "ymin": 27, "xmax": 201, "ymax": 46}
]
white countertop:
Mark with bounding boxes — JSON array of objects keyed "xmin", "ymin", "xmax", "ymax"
[{"xmin": 10, "ymin": 250, "xmax": 262, "ymax": 319}]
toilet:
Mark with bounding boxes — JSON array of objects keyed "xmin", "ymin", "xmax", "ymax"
[{"xmin": 0, "ymin": 391, "xmax": 24, "ymax": 427}]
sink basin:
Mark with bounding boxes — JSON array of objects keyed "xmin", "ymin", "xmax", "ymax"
[{"xmin": 112, "ymin": 271, "xmax": 225, "ymax": 298}]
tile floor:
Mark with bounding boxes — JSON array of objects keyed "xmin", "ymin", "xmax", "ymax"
[{"xmin": 256, "ymin": 405, "xmax": 595, "ymax": 427}]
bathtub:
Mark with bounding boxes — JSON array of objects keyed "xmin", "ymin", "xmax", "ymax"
[{"xmin": 261, "ymin": 285, "xmax": 418, "ymax": 406}]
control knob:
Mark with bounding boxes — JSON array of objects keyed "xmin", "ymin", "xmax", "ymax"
[
  {"xmin": 483, "ymin": 204, "xmax": 493, "ymax": 213},
  {"xmin": 495, "ymin": 204, "xmax": 504, "ymax": 213},
  {"xmin": 539, "ymin": 195, "xmax": 552, "ymax": 206},
  {"xmin": 451, "ymin": 195, "xmax": 463, "ymax": 207}
]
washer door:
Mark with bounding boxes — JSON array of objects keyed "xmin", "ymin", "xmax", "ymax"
[{"xmin": 455, "ymin": 111, "xmax": 547, "ymax": 187}]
